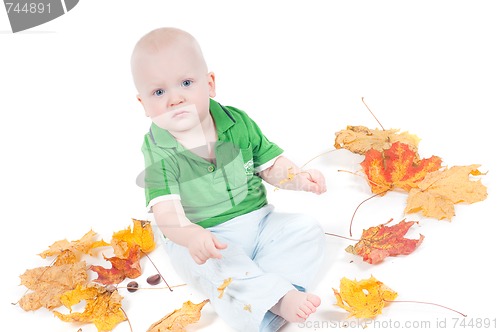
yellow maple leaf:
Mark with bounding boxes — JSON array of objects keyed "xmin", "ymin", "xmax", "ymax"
[
  {"xmin": 112, "ymin": 219, "xmax": 155, "ymax": 258},
  {"xmin": 333, "ymin": 276, "xmax": 397, "ymax": 318},
  {"xmin": 405, "ymin": 164, "xmax": 488, "ymax": 220},
  {"xmin": 18, "ymin": 261, "xmax": 88, "ymax": 311},
  {"xmin": 334, "ymin": 125, "xmax": 420, "ymax": 155},
  {"xmin": 147, "ymin": 299, "xmax": 209, "ymax": 332},
  {"xmin": 54, "ymin": 283, "xmax": 126, "ymax": 332},
  {"xmin": 39, "ymin": 229, "xmax": 109, "ymax": 259},
  {"xmin": 217, "ymin": 278, "xmax": 232, "ymax": 299}
]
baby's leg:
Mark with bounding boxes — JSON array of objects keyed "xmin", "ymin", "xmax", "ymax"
[
  {"xmin": 254, "ymin": 212, "xmax": 326, "ymax": 290},
  {"xmin": 165, "ymin": 239, "xmax": 295, "ymax": 331},
  {"xmin": 254, "ymin": 212, "xmax": 325, "ymax": 328},
  {"xmin": 161, "ymin": 207, "xmax": 296, "ymax": 332},
  {"xmin": 270, "ymin": 289, "xmax": 321, "ymax": 322}
]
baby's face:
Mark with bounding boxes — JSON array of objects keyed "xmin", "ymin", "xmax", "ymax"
[{"xmin": 133, "ymin": 43, "xmax": 215, "ymax": 134}]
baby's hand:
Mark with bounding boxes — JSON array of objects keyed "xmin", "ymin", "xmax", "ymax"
[
  {"xmin": 296, "ymin": 169, "xmax": 327, "ymax": 195},
  {"xmin": 188, "ymin": 228, "xmax": 227, "ymax": 265}
]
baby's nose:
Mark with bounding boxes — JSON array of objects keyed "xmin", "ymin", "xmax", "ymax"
[{"xmin": 168, "ymin": 91, "xmax": 185, "ymax": 107}]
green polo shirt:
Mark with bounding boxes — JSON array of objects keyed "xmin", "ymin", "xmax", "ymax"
[{"xmin": 141, "ymin": 99, "xmax": 283, "ymax": 228}]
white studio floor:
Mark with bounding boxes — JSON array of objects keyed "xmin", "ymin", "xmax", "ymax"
[{"xmin": 1, "ymin": 1, "xmax": 499, "ymax": 331}]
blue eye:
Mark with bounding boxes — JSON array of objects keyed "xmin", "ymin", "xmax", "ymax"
[
  {"xmin": 181, "ymin": 80, "xmax": 192, "ymax": 87},
  {"xmin": 153, "ymin": 89, "xmax": 165, "ymax": 97}
]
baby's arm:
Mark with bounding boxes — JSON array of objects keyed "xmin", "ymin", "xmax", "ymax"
[
  {"xmin": 259, "ymin": 156, "xmax": 327, "ymax": 194},
  {"xmin": 152, "ymin": 199, "xmax": 227, "ymax": 265}
]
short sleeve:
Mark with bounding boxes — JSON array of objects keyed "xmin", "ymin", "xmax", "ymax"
[
  {"xmin": 140, "ymin": 135, "xmax": 180, "ymax": 207},
  {"xmin": 243, "ymin": 115, "xmax": 283, "ymax": 170}
]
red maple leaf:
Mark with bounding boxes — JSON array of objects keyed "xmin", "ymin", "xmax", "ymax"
[
  {"xmin": 346, "ymin": 219, "xmax": 424, "ymax": 264},
  {"xmin": 90, "ymin": 245, "xmax": 142, "ymax": 285}
]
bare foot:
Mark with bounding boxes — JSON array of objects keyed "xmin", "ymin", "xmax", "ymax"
[{"xmin": 270, "ymin": 290, "xmax": 321, "ymax": 322}]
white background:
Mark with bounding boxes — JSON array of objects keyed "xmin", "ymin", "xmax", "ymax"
[{"xmin": 1, "ymin": 1, "xmax": 499, "ymax": 331}]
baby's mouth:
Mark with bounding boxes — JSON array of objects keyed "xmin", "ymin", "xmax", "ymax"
[
  {"xmin": 171, "ymin": 104, "xmax": 196, "ymax": 117},
  {"xmin": 172, "ymin": 109, "xmax": 190, "ymax": 117}
]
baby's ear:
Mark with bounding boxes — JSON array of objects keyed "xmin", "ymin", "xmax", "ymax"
[
  {"xmin": 136, "ymin": 95, "xmax": 149, "ymax": 117},
  {"xmin": 208, "ymin": 72, "xmax": 216, "ymax": 98}
]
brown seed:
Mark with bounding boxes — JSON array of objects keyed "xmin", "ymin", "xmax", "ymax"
[
  {"xmin": 105, "ymin": 285, "xmax": 117, "ymax": 293},
  {"xmin": 127, "ymin": 281, "xmax": 139, "ymax": 292},
  {"xmin": 147, "ymin": 273, "xmax": 161, "ymax": 285}
]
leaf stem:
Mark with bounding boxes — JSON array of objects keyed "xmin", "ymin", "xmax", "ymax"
[
  {"xmin": 120, "ymin": 307, "xmax": 134, "ymax": 332},
  {"xmin": 385, "ymin": 300, "xmax": 467, "ymax": 317},
  {"xmin": 118, "ymin": 283, "xmax": 187, "ymax": 291},
  {"xmin": 337, "ymin": 169, "xmax": 390, "ymax": 190},
  {"xmin": 324, "ymin": 232, "xmax": 360, "ymax": 241},
  {"xmin": 300, "ymin": 148, "xmax": 339, "ymax": 169},
  {"xmin": 349, "ymin": 192, "xmax": 388, "ymax": 237},
  {"xmin": 144, "ymin": 253, "xmax": 173, "ymax": 292},
  {"xmin": 361, "ymin": 97, "xmax": 385, "ymax": 131}
]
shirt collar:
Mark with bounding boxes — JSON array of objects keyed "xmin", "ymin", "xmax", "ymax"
[{"xmin": 149, "ymin": 99, "xmax": 236, "ymax": 148}]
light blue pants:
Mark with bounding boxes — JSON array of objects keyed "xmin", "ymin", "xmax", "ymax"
[{"xmin": 163, "ymin": 204, "xmax": 325, "ymax": 332}]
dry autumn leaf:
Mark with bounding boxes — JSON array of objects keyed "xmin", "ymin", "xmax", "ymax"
[
  {"xmin": 333, "ymin": 275, "xmax": 397, "ymax": 318},
  {"xmin": 405, "ymin": 164, "xmax": 487, "ymax": 220},
  {"xmin": 112, "ymin": 219, "xmax": 155, "ymax": 258},
  {"xmin": 147, "ymin": 299, "xmax": 209, "ymax": 332},
  {"xmin": 53, "ymin": 249, "xmax": 79, "ymax": 266},
  {"xmin": 217, "ymin": 278, "xmax": 232, "ymax": 299},
  {"xmin": 345, "ymin": 219, "xmax": 424, "ymax": 264},
  {"xmin": 361, "ymin": 141, "xmax": 442, "ymax": 195},
  {"xmin": 90, "ymin": 244, "xmax": 142, "ymax": 285},
  {"xmin": 334, "ymin": 125, "xmax": 421, "ymax": 155},
  {"xmin": 39, "ymin": 229, "xmax": 108, "ymax": 259},
  {"xmin": 18, "ymin": 261, "xmax": 88, "ymax": 311},
  {"xmin": 54, "ymin": 283, "xmax": 127, "ymax": 332}
]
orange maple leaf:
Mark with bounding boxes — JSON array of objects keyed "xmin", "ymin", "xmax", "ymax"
[
  {"xmin": 146, "ymin": 299, "xmax": 209, "ymax": 332},
  {"xmin": 54, "ymin": 283, "xmax": 126, "ymax": 332},
  {"xmin": 405, "ymin": 164, "xmax": 488, "ymax": 220},
  {"xmin": 90, "ymin": 245, "xmax": 142, "ymax": 285},
  {"xmin": 334, "ymin": 125, "xmax": 421, "ymax": 155},
  {"xmin": 39, "ymin": 229, "xmax": 109, "ymax": 259},
  {"xmin": 346, "ymin": 219, "xmax": 424, "ymax": 264},
  {"xmin": 361, "ymin": 141, "xmax": 442, "ymax": 194},
  {"xmin": 18, "ymin": 261, "xmax": 88, "ymax": 311},
  {"xmin": 333, "ymin": 275, "xmax": 397, "ymax": 318},
  {"xmin": 111, "ymin": 219, "xmax": 155, "ymax": 258}
]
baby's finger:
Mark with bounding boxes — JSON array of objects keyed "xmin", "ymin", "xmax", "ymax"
[
  {"xmin": 213, "ymin": 237, "xmax": 228, "ymax": 250},
  {"xmin": 193, "ymin": 253, "xmax": 207, "ymax": 265},
  {"xmin": 205, "ymin": 241, "xmax": 222, "ymax": 259},
  {"xmin": 306, "ymin": 170, "xmax": 327, "ymax": 194}
]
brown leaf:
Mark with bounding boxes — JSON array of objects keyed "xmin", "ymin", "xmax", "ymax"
[
  {"xmin": 334, "ymin": 125, "xmax": 420, "ymax": 155},
  {"xmin": 405, "ymin": 164, "xmax": 488, "ymax": 220},
  {"xmin": 147, "ymin": 299, "xmax": 209, "ymax": 332},
  {"xmin": 18, "ymin": 261, "xmax": 88, "ymax": 311},
  {"xmin": 39, "ymin": 229, "xmax": 108, "ymax": 259}
]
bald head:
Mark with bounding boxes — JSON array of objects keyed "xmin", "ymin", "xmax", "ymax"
[{"xmin": 131, "ymin": 27, "xmax": 208, "ymax": 88}]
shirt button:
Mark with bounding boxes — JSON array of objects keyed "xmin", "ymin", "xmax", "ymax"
[{"xmin": 207, "ymin": 165, "xmax": 215, "ymax": 172}]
